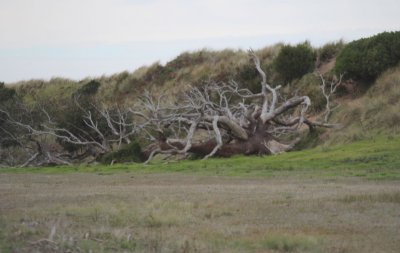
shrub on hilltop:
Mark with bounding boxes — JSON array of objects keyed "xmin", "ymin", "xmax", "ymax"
[
  {"xmin": 318, "ymin": 40, "xmax": 344, "ymax": 63},
  {"xmin": 273, "ymin": 42, "xmax": 316, "ymax": 84},
  {"xmin": 335, "ymin": 31, "xmax": 400, "ymax": 82}
]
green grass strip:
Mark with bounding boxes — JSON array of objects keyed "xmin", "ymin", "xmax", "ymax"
[{"xmin": 1, "ymin": 135, "xmax": 399, "ymax": 179}]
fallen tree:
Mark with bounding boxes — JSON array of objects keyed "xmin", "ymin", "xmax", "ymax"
[
  {"xmin": 135, "ymin": 50, "xmax": 339, "ymax": 163},
  {"xmin": 0, "ymin": 51, "xmax": 341, "ymax": 167},
  {"xmin": 0, "ymin": 99, "xmax": 138, "ymax": 167}
]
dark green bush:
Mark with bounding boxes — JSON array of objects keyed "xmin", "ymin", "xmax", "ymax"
[
  {"xmin": 54, "ymin": 80, "xmax": 109, "ymax": 152},
  {"xmin": 74, "ymin": 80, "xmax": 101, "ymax": 97},
  {"xmin": 335, "ymin": 31, "xmax": 400, "ymax": 82},
  {"xmin": 273, "ymin": 42, "xmax": 316, "ymax": 83},
  {"xmin": 101, "ymin": 141, "xmax": 143, "ymax": 164},
  {"xmin": 295, "ymin": 74, "xmax": 325, "ymax": 113},
  {"xmin": 318, "ymin": 40, "xmax": 344, "ymax": 62},
  {"xmin": 235, "ymin": 59, "xmax": 274, "ymax": 93},
  {"xmin": 142, "ymin": 63, "xmax": 170, "ymax": 85},
  {"xmin": 235, "ymin": 62, "xmax": 259, "ymax": 93},
  {"xmin": 165, "ymin": 51, "xmax": 207, "ymax": 71},
  {"xmin": 0, "ymin": 82, "xmax": 16, "ymax": 102}
]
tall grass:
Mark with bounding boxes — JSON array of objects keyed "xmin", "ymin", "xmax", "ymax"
[
  {"xmin": 7, "ymin": 45, "xmax": 283, "ymax": 105},
  {"xmin": 327, "ymin": 65, "xmax": 400, "ymax": 144}
]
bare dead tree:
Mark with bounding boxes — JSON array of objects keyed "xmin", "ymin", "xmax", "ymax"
[
  {"xmin": 136, "ymin": 50, "xmax": 339, "ymax": 163},
  {"xmin": 0, "ymin": 51, "xmax": 343, "ymax": 167},
  {"xmin": 97, "ymin": 104, "xmax": 136, "ymax": 148},
  {"xmin": 317, "ymin": 72, "xmax": 343, "ymax": 122},
  {"xmin": 0, "ymin": 101, "xmax": 139, "ymax": 166}
]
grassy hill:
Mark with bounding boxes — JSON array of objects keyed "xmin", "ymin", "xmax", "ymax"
[
  {"xmin": 9, "ymin": 45, "xmax": 282, "ymax": 104},
  {"xmin": 2, "ymin": 32, "xmax": 400, "ymax": 166}
]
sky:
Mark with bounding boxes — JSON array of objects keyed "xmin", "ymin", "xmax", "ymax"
[{"xmin": 0, "ymin": 0, "xmax": 399, "ymax": 83}]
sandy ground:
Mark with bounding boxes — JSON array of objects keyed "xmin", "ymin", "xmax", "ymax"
[{"xmin": 0, "ymin": 173, "xmax": 399, "ymax": 252}]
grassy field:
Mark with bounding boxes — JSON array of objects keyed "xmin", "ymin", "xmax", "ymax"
[
  {"xmin": 2, "ymin": 135, "xmax": 400, "ymax": 179},
  {"xmin": 1, "ymin": 136, "xmax": 400, "ymax": 252}
]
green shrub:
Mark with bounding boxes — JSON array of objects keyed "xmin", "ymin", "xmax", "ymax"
[
  {"xmin": 318, "ymin": 40, "xmax": 345, "ymax": 62},
  {"xmin": 235, "ymin": 58, "xmax": 275, "ymax": 93},
  {"xmin": 165, "ymin": 51, "xmax": 207, "ymax": 71},
  {"xmin": 273, "ymin": 42, "xmax": 316, "ymax": 83},
  {"xmin": 296, "ymin": 74, "xmax": 325, "ymax": 113},
  {"xmin": 0, "ymin": 83, "xmax": 18, "ymax": 148},
  {"xmin": 141, "ymin": 63, "xmax": 170, "ymax": 85},
  {"xmin": 74, "ymin": 80, "xmax": 101, "ymax": 97},
  {"xmin": 0, "ymin": 82, "xmax": 16, "ymax": 102},
  {"xmin": 335, "ymin": 31, "xmax": 400, "ymax": 82},
  {"xmin": 235, "ymin": 62, "xmax": 260, "ymax": 93},
  {"xmin": 101, "ymin": 141, "xmax": 143, "ymax": 164},
  {"xmin": 54, "ymin": 81, "xmax": 109, "ymax": 152}
]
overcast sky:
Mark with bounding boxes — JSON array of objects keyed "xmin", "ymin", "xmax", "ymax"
[{"xmin": 1, "ymin": 0, "xmax": 399, "ymax": 83}]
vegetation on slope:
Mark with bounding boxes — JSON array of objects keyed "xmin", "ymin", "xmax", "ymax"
[
  {"xmin": 1, "ymin": 31, "xmax": 400, "ymax": 167},
  {"xmin": 273, "ymin": 41, "xmax": 316, "ymax": 83},
  {"xmin": 9, "ymin": 45, "xmax": 283, "ymax": 104},
  {"xmin": 335, "ymin": 31, "xmax": 400, "ymax": 82},
  {"xmin": 328, "ymin": 65, "xmax": 400, "ymax": 144}
]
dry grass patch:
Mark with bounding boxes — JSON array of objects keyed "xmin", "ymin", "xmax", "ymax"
[
  {"xmin": 339, "ymin": 191, "xmax": 400, "ymax": 204},
  {"xmin": 0, "ymin": 173, "xmax": 399, "ymax": 252}
]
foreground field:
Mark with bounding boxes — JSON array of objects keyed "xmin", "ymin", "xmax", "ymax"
[
  {"xmin": 1, "ymin": 136, "xmax": 400, "ymax": 252},
  {"xmin": 1, "ymin": 172, "xmax": 399, "ymax": 253}
]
